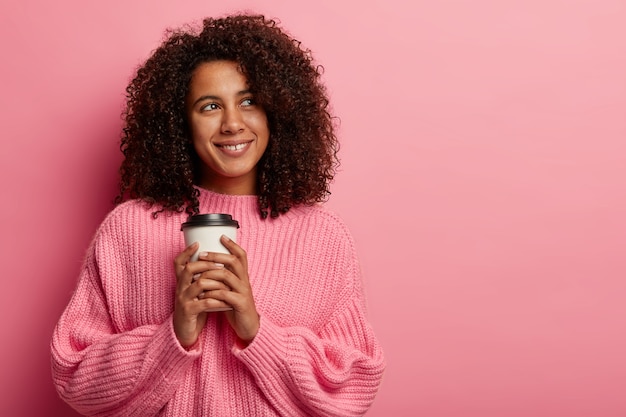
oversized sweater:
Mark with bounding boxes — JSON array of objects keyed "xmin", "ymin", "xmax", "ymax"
[{"xmin": 51, "ymin": 188, "xmax": 386, "ymax": 416}]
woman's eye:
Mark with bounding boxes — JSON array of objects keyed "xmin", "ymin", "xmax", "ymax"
[
  {"xmin": 241, "ymin": 98, "xmax": 255, "ymax": 107},
  {"xmin": 201, "ymin": 103, "xmax": 219, "ymax": 111}
]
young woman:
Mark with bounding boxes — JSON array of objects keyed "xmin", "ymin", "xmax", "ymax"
[{"xmin": 51, "ymin": 14, "xmax": 385, "ymax": 416}]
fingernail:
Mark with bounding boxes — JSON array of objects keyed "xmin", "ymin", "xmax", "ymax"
[
  {"xmin": 221, "ymin": 234, "xmax": 230, "ymax": 241},
  {"xmin": 214, "ymin": 263, "xmax": 224, "ymax": 268},
  {"xmin": 198, "ymin": 251, "xmax": 209, "ymax": 258},
  {"xmin": 192, "ymin": 273, "xmax": 201, "ymax": 282}
]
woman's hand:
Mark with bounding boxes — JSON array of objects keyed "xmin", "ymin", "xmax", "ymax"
[
  {"xmin": 173, "ymin": 242, "xmax": 230, "ymax": 348},
  {"xmin": 196, "ymin": 235, "xmax": 260, "ymax": 345}
]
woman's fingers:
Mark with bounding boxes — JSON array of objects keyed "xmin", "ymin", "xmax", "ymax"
[
  {"xmin": 220, "ymin": 234, "xmax": 246, "ymax": 259},
  {"xmin": 190, "ymin": 261, "xmax": 225, "ymax": 282},
  {"xmin": 195, "ymin": 267, "xmax": 252, "ymax": 296},
  {"xmin": 197, "ymin": 238, "xmax": 249, "ymax": 283},
  {"xmin": 194, "ymin": 278, "xmax": 231, "ymax": 299},
  {"xmin": 173, "ymin": 244, "xmax": 233, "ymax": 347},
  {"xmin": 193, "ymin": 241, "xmax": 259, "ymax": 342},
  {"xmin": 173, "ymin": 242, "xmax": 199, "ymax": 285},
  {"xmin": 199, "ymin": 288, "xmax": 246, "ymax": 309},
  {"xmin": 174, "ymin": 242, "xmax": 199, "ymax": 267}
]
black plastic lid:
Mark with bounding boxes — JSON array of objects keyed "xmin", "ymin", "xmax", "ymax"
[{"xmin": 181, "ymin": 213, "xmax": 240, "ymax": 230}]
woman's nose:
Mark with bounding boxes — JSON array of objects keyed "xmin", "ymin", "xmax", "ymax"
[{"xmin": 221, "ymin": 108, "xmax": 245, "ymax": 134}]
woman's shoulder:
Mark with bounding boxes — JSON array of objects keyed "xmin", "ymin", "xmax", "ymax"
[
  {"xmin": 99, "ymin": 199, "xmax": 154, "ymax": 226},
  {"xmin": 94, "ymin": 199, "xmax": 183, "ymax": 239},
  {"xmin": 287, "ymin": 203, "xmax": 357, "ymax": 245},
  {"xmin": 285, "ymin": 205, "xmax": 363, "ymax": 292}
]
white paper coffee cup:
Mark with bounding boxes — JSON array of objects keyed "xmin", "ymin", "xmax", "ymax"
[
  {"xmin": 181, "ymin": 213, "xmax": 240, "ymax": 262},
  {"xmin": 181, "ymin": 213, "xmax": 240, "ymax": 312}
]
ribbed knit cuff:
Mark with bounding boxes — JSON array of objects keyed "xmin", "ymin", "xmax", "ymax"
[
  {"xmin": 146, "ymin": 316, "xmax": 202, "ymax": 384},
  {"xmin": 231, "ymin": 316, "xmax": 290, "ymax": 381}
]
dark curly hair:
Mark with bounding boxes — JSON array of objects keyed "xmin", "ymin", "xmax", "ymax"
[{"xmin": 115, "ymin": 14, "xmax": 339, "ymax": 219}]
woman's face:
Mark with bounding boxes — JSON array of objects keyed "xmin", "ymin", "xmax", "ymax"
[{"xmin": 186, "ymin": 60, "xmax": 270, "ymax": 195}]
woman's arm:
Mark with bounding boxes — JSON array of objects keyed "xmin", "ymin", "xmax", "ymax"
[
  {"xmin": 233, "ymin": 290, "xmax": 385, "ymax": 417},
  {"xmin": 50, "ymin": 234, "xmax": 199, "ymax": 416},
  {"xmin": 230, "ymin": 210, "xmax": 386, "ymax": 416}
]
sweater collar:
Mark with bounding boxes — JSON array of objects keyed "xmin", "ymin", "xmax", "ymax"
[{"xmin": 195, "ymin": 186, "xmax": 260, "ymax": 223}]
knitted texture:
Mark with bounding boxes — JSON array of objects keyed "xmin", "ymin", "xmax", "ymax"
[{"xmin": 51, "ymin": 188, "xmax": 385, "ymax": 416}]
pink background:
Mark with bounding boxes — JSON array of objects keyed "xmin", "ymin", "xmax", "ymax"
[{"xmin": 1, "ymin": 0, "xmax": 625, "ymax": 416}]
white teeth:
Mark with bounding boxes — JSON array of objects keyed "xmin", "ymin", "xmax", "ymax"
[{"xmin": 222, "ymin": 143, "xmax": 247, "ymax": 151}]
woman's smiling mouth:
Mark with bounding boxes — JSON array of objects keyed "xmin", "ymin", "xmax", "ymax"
[{"xmin": 215, "ymin": 140, "xmax": 253, "ymax": 155}]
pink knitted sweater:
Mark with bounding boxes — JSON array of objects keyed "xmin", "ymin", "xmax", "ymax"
[{"xmin": 51, "ymin": 188, "xmax": 385, "ymax": 416}]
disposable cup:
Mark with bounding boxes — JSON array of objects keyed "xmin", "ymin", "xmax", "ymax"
[
  {"xmin": 181, "ymin": 213, "xmax": 240, "ymax": 312},
  {"xmin": 181, "ymin": 213, "xmax": 240, "ymax": 262}
]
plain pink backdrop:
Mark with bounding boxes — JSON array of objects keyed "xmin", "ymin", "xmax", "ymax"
[{"xmin": 1, "ymin": 0, "xmax": 625, "ymax": 416}]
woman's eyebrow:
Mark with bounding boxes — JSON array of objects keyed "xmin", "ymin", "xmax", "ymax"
[
  {"xmin": 192, "ymin": 95, "xmax": 219, "ymax": 106},
  {"xmin": 192, "ymin": 90, "xmax": 252, "ymax": 106}
]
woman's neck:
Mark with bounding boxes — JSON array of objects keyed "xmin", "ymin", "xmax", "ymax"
[{"xmin": 198, "ymin": 171, "xmax": 257, "ymax": 196}]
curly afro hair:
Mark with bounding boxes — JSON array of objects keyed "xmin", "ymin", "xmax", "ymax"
[{"xmin": 116, "ymin": 14, "xmax": 340, "ymax": 219}]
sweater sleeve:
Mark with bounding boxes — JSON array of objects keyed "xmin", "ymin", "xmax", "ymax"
[
  {"xmin": 50, "ymin": 228, "xmax": 200, "ymax": 416},
  {"xmin": 233, "ymin": 225, "xmax": 386, "ymax": 417},
  {"xmin": 234, "ymin": 292, "xmax": 385, "ymax": 416}
]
